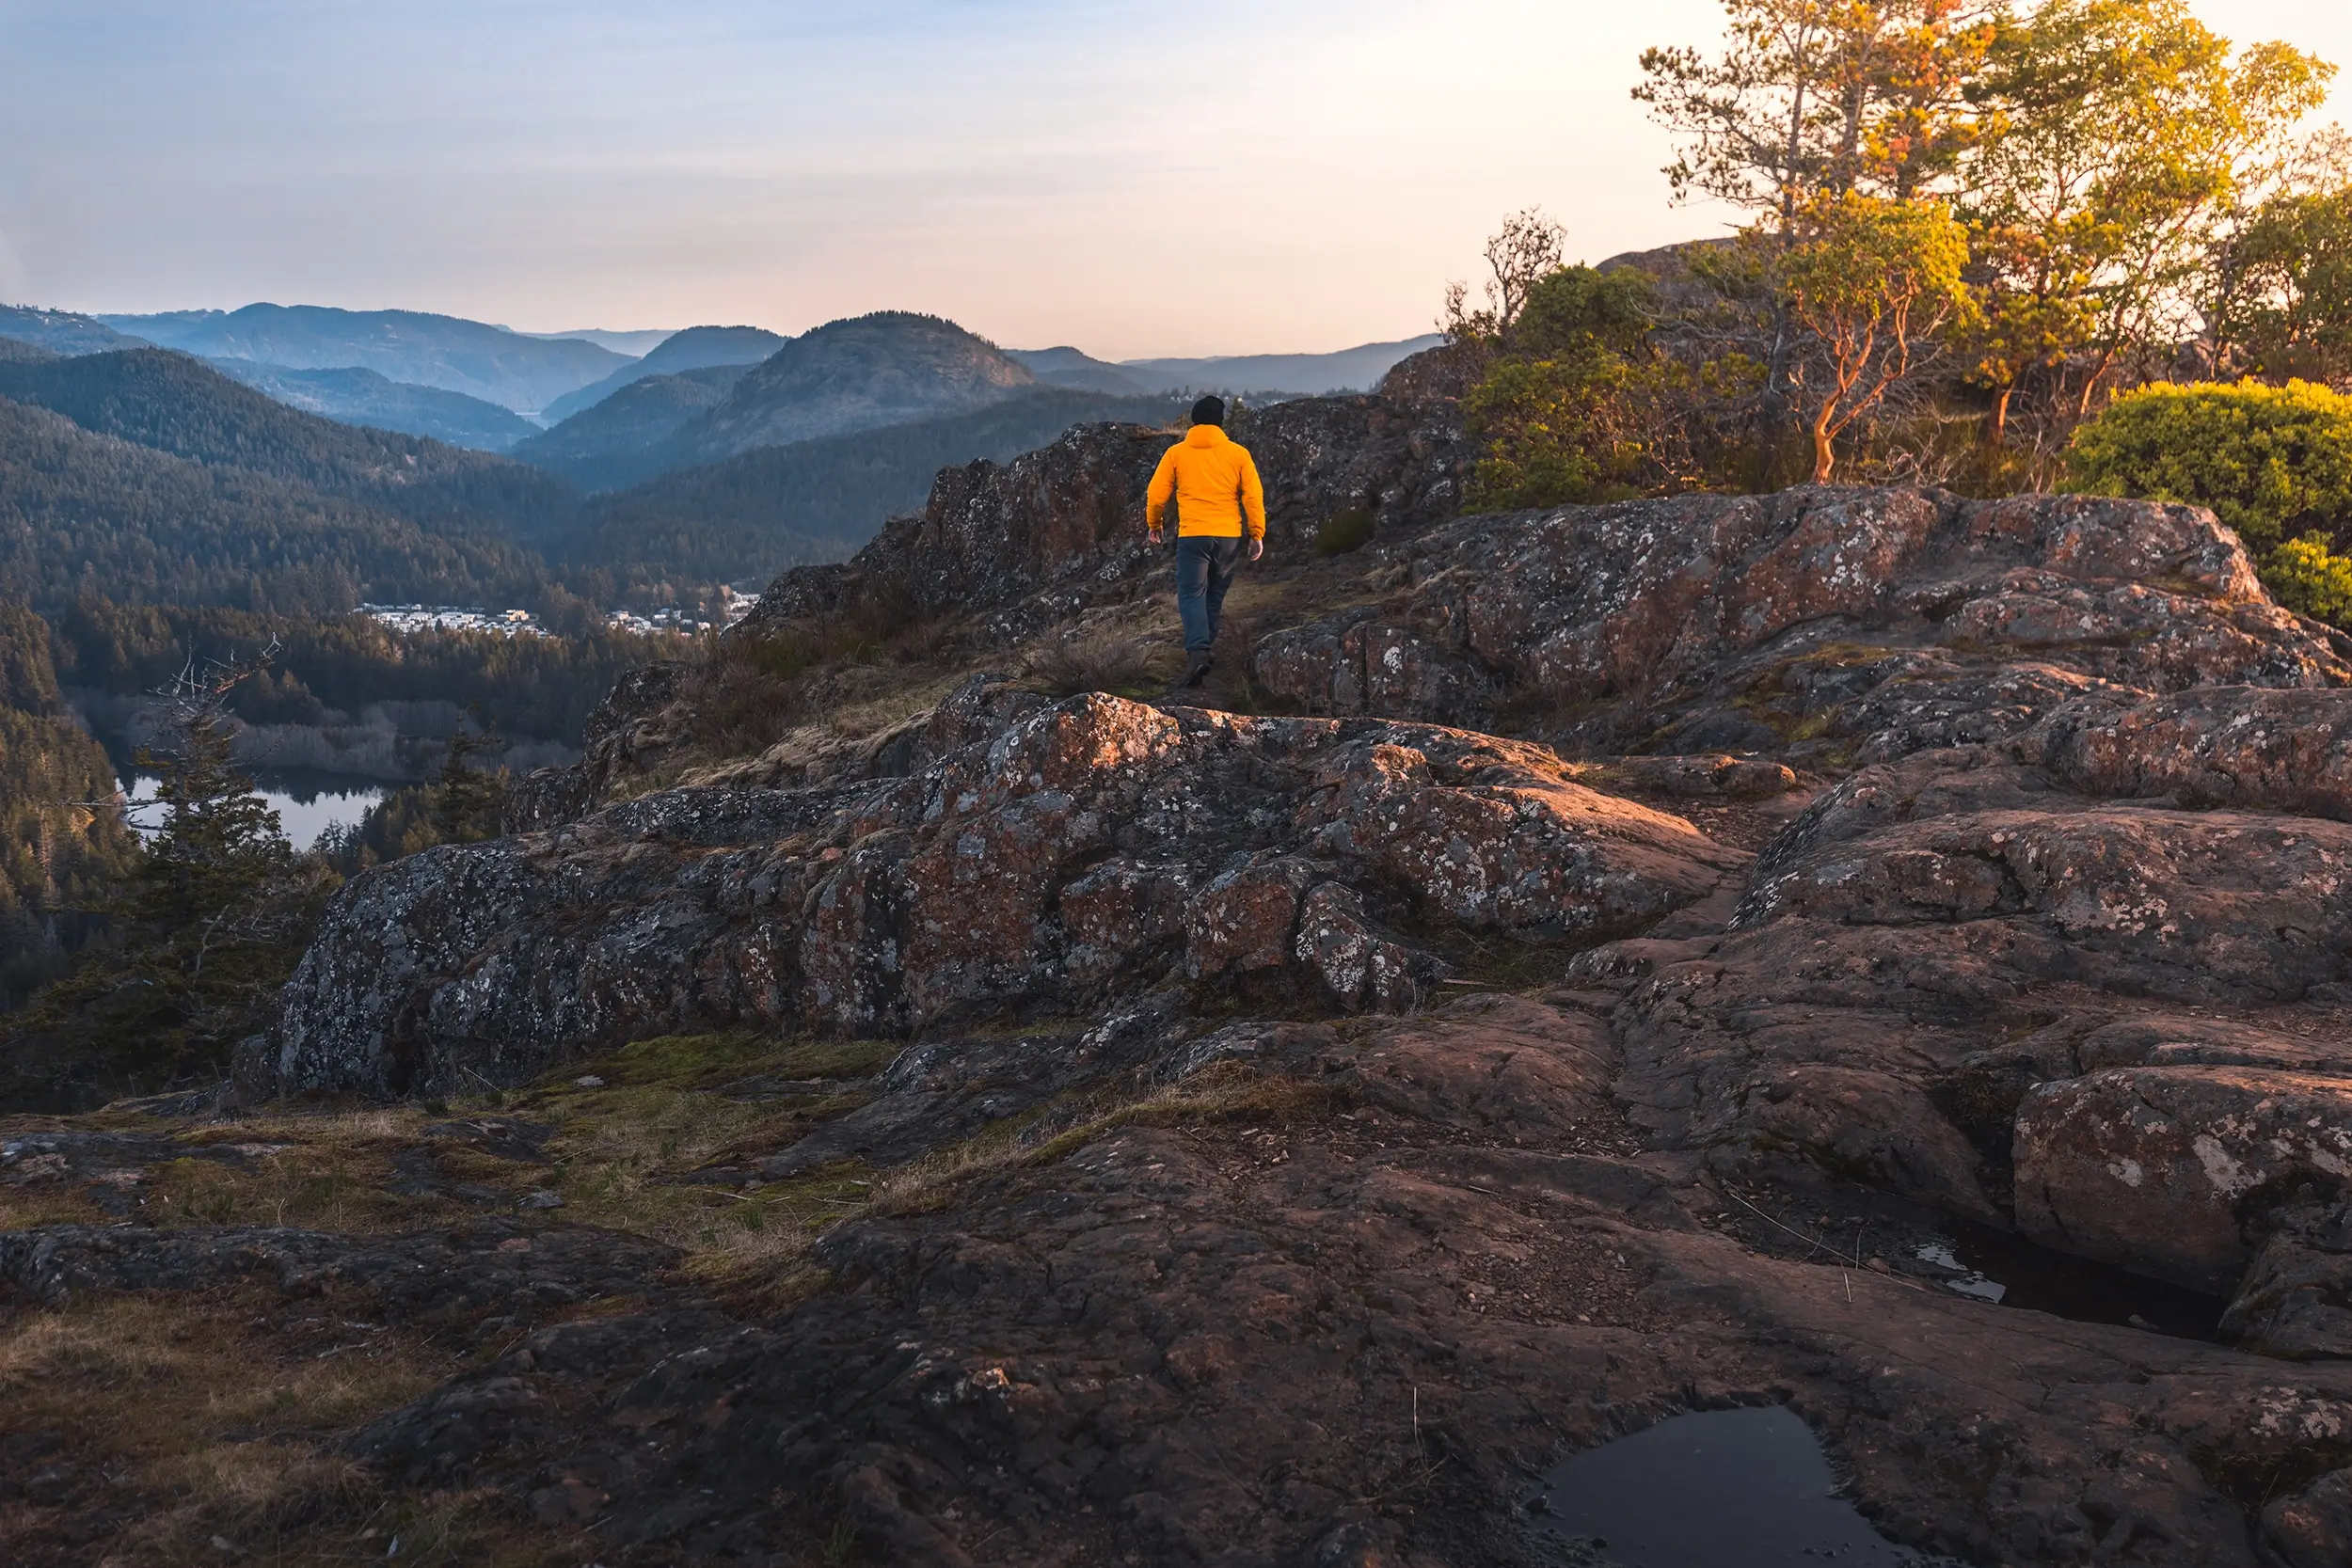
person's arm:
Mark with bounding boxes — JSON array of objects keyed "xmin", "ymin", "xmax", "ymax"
[
  {"xmin": 1145, "ymin": 446, "xmax": 1179, "ymax": 542},
  {"xmin": 1240, "ymin": 449, "xmax": 1266, "ymax": 559}
]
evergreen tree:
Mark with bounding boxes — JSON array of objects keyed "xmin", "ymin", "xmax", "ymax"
[
  {"xmin": 430, "ymin": 720, "xmax": 510, "ymax": 845},
  {"xmin": 0, "ymin": 651, "xmax": 336, "ymax": 1109}
]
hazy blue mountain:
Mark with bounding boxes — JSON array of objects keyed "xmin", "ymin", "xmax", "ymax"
[
  {"xmin": 1007, "ymin": 346, "xmax": 1151, "ymax": 395},
  {"xmin": 541, "ymin": 325, "xmax": 788, "ymax": 424},
  {"xmin": 516, "ymin": 327, "xmax": 677, "ymax": 356},
  {"xmin": 672, "ymin": 311, "xmax": 1036, "ymax": 466},
  {"xmin": 1120, "ymin": 334, "xmax": 1446, "ymax": 395},
  {"xmin": 95, "ymin": 304, "xmax": 630, "ymax": 414},
  {"xmin": 515, "ymin": 365, "xmax": 753, "ymax": 491},
  {"xmin": 564, "ymin": 388, "xmax": 1184, "ymax": 581},
  {"xmin": 205, "ymin": 360, "xmax": 541, "ymax": 451},
  {"xmin": 0, "ymin": 349, "xmax": 580, "ymax": 550},
  {"xmin": 0, "ymin": 304, "xmax": 152, "ymax": 356}
]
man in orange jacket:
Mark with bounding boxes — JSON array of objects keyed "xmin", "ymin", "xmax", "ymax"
[{"xmin": 1145, "ymin": 395, "xmax": 1265, "ymax": 689}]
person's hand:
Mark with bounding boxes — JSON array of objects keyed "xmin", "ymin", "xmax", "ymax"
[
  {"xmin": 1248, "ymin": 538, "xmax": 1264, "ymax": 562},
  {"xmin": 1148, "ymin": 527, "xmax": 1164, "ymax": 547}
]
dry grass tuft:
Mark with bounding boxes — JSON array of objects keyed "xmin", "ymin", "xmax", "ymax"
[{"xmin": 1023, "ymin": 629, "xmax": 1177, "ymax": 698}]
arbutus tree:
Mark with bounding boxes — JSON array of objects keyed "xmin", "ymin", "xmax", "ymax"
[
  {"xmin": 1962, "ymin": 0, "xmax": 2333, "ymax": 444},
  {"xmin": 1781, "ymin": 194, "xmax": 1976, "ymax": 479},
  {"xmin": 1637, "ymin": 0, "xmax": 1999, "ymax": 470}
]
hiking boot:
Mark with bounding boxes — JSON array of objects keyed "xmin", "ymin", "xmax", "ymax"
[{"xmin": 1167, "ymin": 656, "xmax": 1212, "ymax": 695}]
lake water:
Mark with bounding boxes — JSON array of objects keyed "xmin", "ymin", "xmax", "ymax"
[
  {"xmin": 119, "ymin": 768, "xmax": 389, "ymax": 852},
  {"xmin": 1532, "ymin": 1404, "xmax": 1963, "ymax": 1567}
]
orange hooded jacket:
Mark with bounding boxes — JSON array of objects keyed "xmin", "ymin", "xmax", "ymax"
[{"xmin": 1146, "ymin": 424, "xmax": 1265, "ymax": 540}]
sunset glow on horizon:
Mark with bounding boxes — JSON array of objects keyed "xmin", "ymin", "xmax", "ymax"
[{"xmin": 8, "ymin": 0, "xmax": 2350, "ymax": 359}]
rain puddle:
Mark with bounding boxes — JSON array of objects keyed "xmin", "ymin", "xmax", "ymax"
[
  {"xmin": 1529, "ymin": 1404, "xmax": 1961, "ymax": 1567},
  {"xmin": 1910, "ymin": 1221, "xmax": 2226, "ymax": 1338}
]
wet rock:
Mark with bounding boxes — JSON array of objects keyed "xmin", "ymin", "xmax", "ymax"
[
  {"xmin": 2014, "ymin": 1068, "xmax": 2352, "ymax": 1294},
  {"xmin": 260, "ymin": 697, "xmax": 1743, "ymax": 1098}
]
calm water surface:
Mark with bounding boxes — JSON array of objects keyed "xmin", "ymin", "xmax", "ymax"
[
  {"xmin": 1534, "ymin": 1405, "xmax": 1962, "ymax": 1567},
  {"xmin": 120, "ymin": 768, "xmax": 387, "ymax": 852}
]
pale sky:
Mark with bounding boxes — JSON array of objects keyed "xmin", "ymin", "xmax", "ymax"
[{"xmin": 5, "ymin": 0, "xmax": 2348, "ymax": 360}]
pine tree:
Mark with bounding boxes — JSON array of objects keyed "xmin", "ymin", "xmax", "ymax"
[
  {"xmin": 430, "ymin": 720, "xmax": 509, "ymax": 846},
  {"xmin": 0, "ymin": 650, "xmax": 336, "ymax": 1109}
]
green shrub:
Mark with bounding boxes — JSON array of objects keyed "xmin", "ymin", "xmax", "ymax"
[
  {"xmin": 2062, "ymin": 379, "xmax": 2352, "ymax": 551},
  {"xmin": 1464, "ymin": 265, "xmax": 1674, "ymax": 511},
  {"xmin": 2262, "ymin": 531, "xmax": 2352, "ymax": 624}
]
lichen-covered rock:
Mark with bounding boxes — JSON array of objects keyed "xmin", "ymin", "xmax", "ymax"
[
  {"xmin": 258, "ymin": 695, "xmax": 1742, "ymax": 1098},
  {"xmin": 1249, "ymin": 487, "xmax": 2349, "ymax": 761},
  {"xmin": 2014, "ymin": 1068, "xmax": 2352, "ymax": 1294},
  {"xmin": 2030, "ymin": 684, "xmax": 2352, "ymax": 819},
  {"xmin": 2265, "ymin": 1466, "xmax": 2352, "ymax": 1568},
  {"xmin": 2225, "ymin": 1211, "xmax": 2352, "ymax": 1360}
]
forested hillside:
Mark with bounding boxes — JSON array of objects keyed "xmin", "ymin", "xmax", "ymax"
[
  {"xmin": 48, "ymin": 599, "xmax": 668, "ymax": 749},
  {"xmin": 514, "ymin": 365, "xmax": 752, "ymax": 490},
  {"xmin": 0, "ymin": 606, "xmax": 139, "ymax": 1009},
  {"xmin": 204, "ymin": 360, "xmax": 542, "ymax": 451},
  {"xmin": 0, "ymin": 350, "xmax": 580, "ymax": 546},
  {"xmin": 569, "ymin": 388, "xmax": 1183, "ymax": 579},
  {"xmin": 671, "ymin": 311, "xmax": 1037, "ymax": 464},
  {"xmin": 0, "ymin": 397, "xmax": 540, "ymax": 613},
  {"xmin": 541, "ymin": 324, "xmax": 787, "ymax": 422}
]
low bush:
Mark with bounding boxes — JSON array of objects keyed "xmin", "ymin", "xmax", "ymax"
[
  {"xmin": 2263, "ymin": 531, "xmax": 2352, "ymax": 624},
  {"xmin": 2062, "ymin": 379, "xmax": 2352, "ymax": 552}
]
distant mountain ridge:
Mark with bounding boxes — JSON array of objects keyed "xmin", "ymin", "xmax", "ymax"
[
  {"xmin": 1118, "ymin": 335, "xmax": 1445, "ymax": 396},
  {"xmin": 516, "ymin": 365, "xmax": 755, "ymax": 491},
  {"xmin": 95, "ymin": 304, "xmax": 631, "ymax": 414},
  {"xmin": 1006, "ymin": 347, "xmax": 1152, "ymax": 396},
  {"xmin": 541, "ymin": 325, "xmax": 788, "ymax": 424},
  {"xmin": 0, "ymin": 305, "xmax": 152, "ymax": 356},
  {"xmin": 204, "ymin": 360, "xmax": 541, "ymax": 451}
]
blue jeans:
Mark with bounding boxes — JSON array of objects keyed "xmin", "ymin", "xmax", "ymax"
[{"xmin": 1175, "ymin": 535, "xmax": 1242, "ymax": 657}]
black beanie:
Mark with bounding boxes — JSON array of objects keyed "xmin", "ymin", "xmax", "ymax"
[{"xmin": 1190, "ymin": 395, "xmax": 1225, "ymax": 426}]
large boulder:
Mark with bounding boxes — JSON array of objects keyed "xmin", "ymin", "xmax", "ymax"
[
  {"xmin": 255, "ymin": 693, "xmax": 1742, "ymax": 1099},
  {"xmin": 2014, "ymin": 1067, "xmax": 2352, "ymax": 1294}
]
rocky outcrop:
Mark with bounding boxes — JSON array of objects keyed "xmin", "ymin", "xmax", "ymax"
[
  {"xmin": 255, "ymin": 689, "xmax": 1742, "ymax": 1098},
  {"xmin": 740, "ymin": 393, "xmax": 1472, "ymax": 641},
  {"xmin": 2015, "ymin": 1069, "xmax": 2352, "ymax": 1294},
  {"xmin": 158, "ymin": 474, "xmax": 2352, "ymax": 1563},
  {"xmin": 1251, "ymin": 487, "xmax": 2350, "ymax": 755}
]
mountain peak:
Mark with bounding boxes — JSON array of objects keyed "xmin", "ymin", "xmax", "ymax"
[{"xmin": 678, "ymin": 311, "xmax": 1035, "ymax": 462}]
